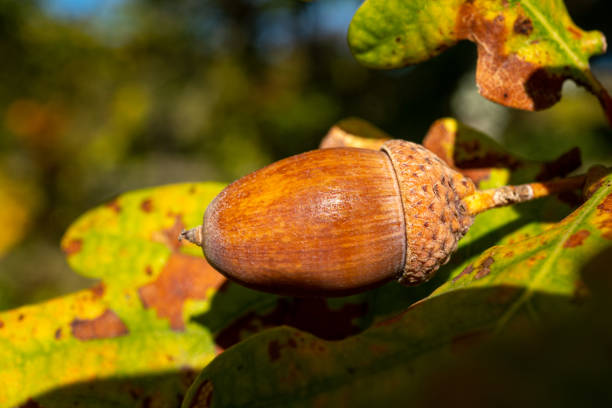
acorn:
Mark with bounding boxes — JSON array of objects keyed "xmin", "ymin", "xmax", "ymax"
[{"xmin": 180, "ymin": 140, "xmax": 586, "ymax": 297}]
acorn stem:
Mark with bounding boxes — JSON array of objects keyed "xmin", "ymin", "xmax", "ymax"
[
  {"xmin": 464, "ymin": 174, "xmax": 587, "ymax": 215},
  {"xmin": 178, "ymin": 226, "xmax": 204, "ymax": 247}
]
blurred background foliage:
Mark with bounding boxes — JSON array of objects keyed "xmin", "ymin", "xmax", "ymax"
[{"xmin": 0, "ymin": 0, "xmax": 611, "ymax": 310}]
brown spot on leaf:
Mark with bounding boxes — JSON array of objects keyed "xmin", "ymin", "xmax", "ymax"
[
  {"xmin": 268, "ymin": 337, "xmax": 302, "ymax": 362},
  {"xmin": 564, "ymin": 229, "xmax": 590, "ymax": 248},
  {"xmin": 189, "ymin": 379, "xmax": 213, "ymax": 408},
  {"xmin": 215, "ymin": 297, "xmax": 367, "ymax": 349},
  {"xmin": 527, "ymin": 253, "xmax": 547, "ymax": 267},
  {"xmin": 567, "ymin": 26, "xmax": 582, "ymax": 39},
  {"xmin": 596, "ymin": 194, "xmax": 612, "ymax": 239},
  {"xmin": 54, "ymin": 328, "xmax": 62, "ymax": 340},
  {"xmin": 513, "ymin": 16, "xmax": 533, "ymax": 35},
  {"xmin": 71, "ymin": 309, "xmax": 128, "ymax": 340},
  {"xmin": 145, "ymin": 265, "xmax": 153, "ymax": 276},
  {"xmin": 453, "ymin": 264, "xmax": 474, "ymax": 282},
  {"xmin": 523, "ymin": 68, "xmax": 566, "ymax": 110},
  {"xmin": 139, "ymin": 253, "xmax": 225, "ymax": 330},
  {"xmin": 601, "ymin": 193, "xmax": 612, "ymax": 213},
  {"xmin": 140, "ymin": 198, "xmax": 153, "ymax": 213},
  {"xmin": 156, "ymin": 216, "xmax": 186, "ymax": 251},
  {"xmin": 91, "ymin": 282, "xmax": 105, "ymax": 299},
  {"xmin": 106, "ymin": 199, "xmax": 121, "ymax": 213},
  {"xmin": 475, "ymin": 256, "xmax": 494, "ymax": 279},
  {"xmin": 504, "ymin": 251, "xmax": 514, "ymax": 258},
  {"xmin": 455, "ymin": 2, "xmax": 565, "ymax": 110},
  {"xmin": 0, "ymin": 320, "xmax": 4, "ymax": 328},
  {"xmin": 62, "ymin": 239, "xmax": 83, "ymax": 256}
]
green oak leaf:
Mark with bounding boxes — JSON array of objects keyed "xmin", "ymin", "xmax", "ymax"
[
  {"xmin": 0, "ymin": 183, "xmax": 226, "ymax": 408},
  {"xmin": 348, "ymin": 0, "xmax": 612, "ymax": 124}
]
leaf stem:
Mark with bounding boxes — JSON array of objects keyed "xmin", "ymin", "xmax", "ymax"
[
  {"xmin": 583, "ymin": 69, "xmax": 612, "ymax": 128},
  {"xmin": 464, "ymin": 174, "xmax": 586, "ymax": 215}
]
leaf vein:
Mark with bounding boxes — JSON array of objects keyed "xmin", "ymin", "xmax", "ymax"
[
  {"xmin": 521, "ymin": 0, "xmax": 586, "ymax": 70},
  {"xmin": 494, "ymin": 186, "xmax": 607, "ymax": 332}
]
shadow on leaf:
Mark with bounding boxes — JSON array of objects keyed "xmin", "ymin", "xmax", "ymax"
[
  {"xmin": 184, "ymin": 262, "xmax": 612, "ymax": 408},
  {"xmin": 18, "ymin": 370, "xmax": 197, "ymax": 408}
]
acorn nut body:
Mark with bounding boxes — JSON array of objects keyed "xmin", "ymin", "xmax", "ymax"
[{"xmin": 184, "ymin": 140, "xmax": 476, "ymax": 297}]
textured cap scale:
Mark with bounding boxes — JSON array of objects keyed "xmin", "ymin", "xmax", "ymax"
[{"xmin": 382, "ymin": 140, "xmax": 475, "ymax": 285}]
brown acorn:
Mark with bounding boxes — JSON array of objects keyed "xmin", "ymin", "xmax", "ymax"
[{"xmin": 180, "ymin": 140, "xmax": 586, "ymax": 297}]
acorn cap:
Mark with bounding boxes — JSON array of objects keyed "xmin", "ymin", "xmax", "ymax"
[{"xmin": 381, "ymin": 140, "xmax": 475, "ymax": 285}]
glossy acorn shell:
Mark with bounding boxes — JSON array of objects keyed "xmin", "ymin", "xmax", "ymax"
[{"xmin": 202, "ymin": 147, "xmax": 406, "ymax": 296}]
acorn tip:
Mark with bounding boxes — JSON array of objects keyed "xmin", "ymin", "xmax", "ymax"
[{"xmin": 178, "ymin": 226, "xmax": 204, "ymax": 247}]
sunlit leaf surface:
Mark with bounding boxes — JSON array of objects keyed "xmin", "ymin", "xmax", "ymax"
[
  {"xmin": 0, "ymin": 183, "xmax": 227, "ymax": 407},
  {"xmin": 348, "ymin": 0, "xmax": 611, "ymax": 122}
]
